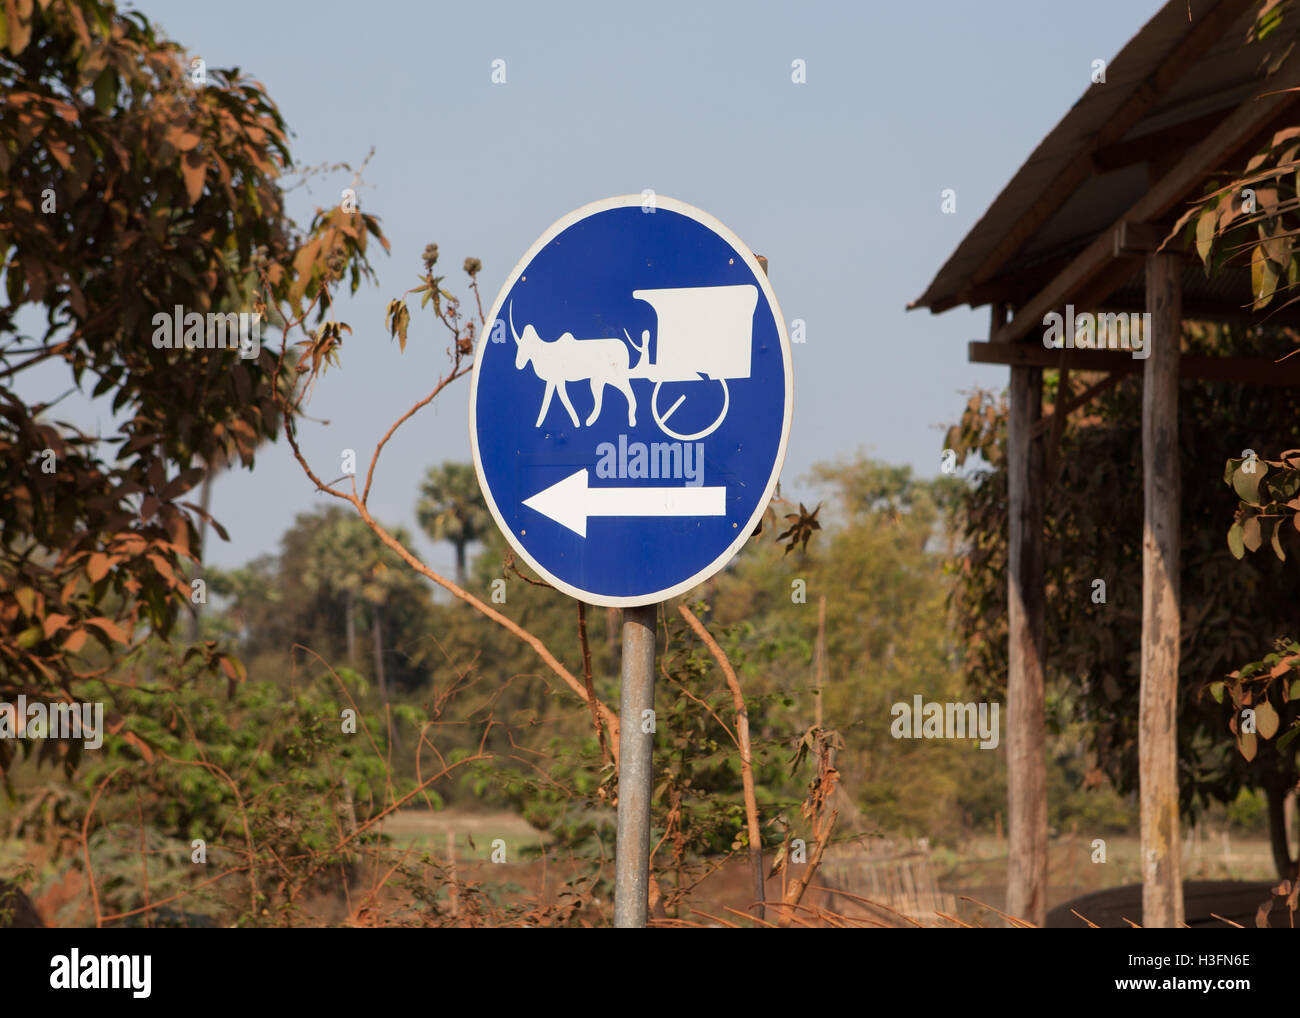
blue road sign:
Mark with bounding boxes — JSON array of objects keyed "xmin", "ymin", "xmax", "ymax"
[{"xmin": 469, "ymin": 195, "xmax": 793, "ymax": 607}]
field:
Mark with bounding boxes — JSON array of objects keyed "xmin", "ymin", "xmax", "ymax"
[{"xmin": 372, "ymin": 808, "xmax": 1282, "ymax": 926}]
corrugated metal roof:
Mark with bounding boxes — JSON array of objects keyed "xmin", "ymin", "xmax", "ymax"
[{"xmin": 910, "ymin": 0, "xmax": 1300, "ymax": 315}]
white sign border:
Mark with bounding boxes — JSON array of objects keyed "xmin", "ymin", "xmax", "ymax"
[{"xmin": 469, "ymin": 194, "xmax": 793, "ymax": 608}]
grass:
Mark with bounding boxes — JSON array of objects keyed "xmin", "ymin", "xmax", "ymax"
[{"xmin": 378, "ymin": 807, "xmax": 549, "ymax": 863}]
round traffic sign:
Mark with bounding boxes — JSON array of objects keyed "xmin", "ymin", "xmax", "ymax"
[{"xmin": 470, "ymin": 195, "xmax": 792, "ymax": 606}]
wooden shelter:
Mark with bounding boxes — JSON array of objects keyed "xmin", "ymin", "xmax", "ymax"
[{"xmin": 910, "ymin": 0, "xmax": 1300, "ymax": 927}]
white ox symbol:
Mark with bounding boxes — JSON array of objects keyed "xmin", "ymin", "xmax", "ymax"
[
  {"xmin": 510, "ymin": 303, "xmax": 647, "ymax": 428},
  {"xmin": 510, "ymin": 284, "xmax": 757, "ymax": 439}
]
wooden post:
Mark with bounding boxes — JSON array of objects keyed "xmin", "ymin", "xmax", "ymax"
[
  {"xmin": 1007, "ymin": 355, "xmax": 1048, "ymax": 927},
  {"xmin": 1140, "ymin": 252, "xmax": 1183, "ymax": 928},
  {"xmin": 446, "ymin": 830, "xmax": 460, "ymax": 919}
]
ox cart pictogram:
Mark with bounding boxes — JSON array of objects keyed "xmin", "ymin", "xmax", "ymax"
[{"xmin": 511, "ymin": 283, "xmax": 759, "ymax": 441}]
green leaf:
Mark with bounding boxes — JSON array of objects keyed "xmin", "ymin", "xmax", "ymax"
[
  {"xmin": 1253, "ymin": 244, "xmax": 1280, "ymax": 309},
  {"xmin": 1228, "ymin": 520, "xmax": 1246, "ymax": 559},
  {"xmin": 1233, "ymin": 462, "xmax": 1266, "ymax": 503},
  {"xmin": 1196, "ymin": 209, "xmax": 1216, "ymax": 267},
  {"xmin": 14, "ymin": 587, "xmax": 37, "ymax": 617},
  {"xmin": 15, "ymin": 625, "xmax": 44, "ymax": 649},
  {"xmin": 1268, "ymin": 469, "xmax": 1300, "ymax": 500},
  {"xmin": 1278, "ymin": 725, "xmax": 1300, "ymax": 752},
  {"xmin": 1257, "ymin": 699, "xmax": 1280, "ymax": 740},
  {"xmin": 1243, "ymin": 515, "xmax": 1263, "ymax": 552},
  {"xmin": 1258, "ymin": 1, "xmax": 1285, "ymax": 40},
  {"xmin": 93, "ymin": 70, "xmax": 118, "ymax": 114},
  {"xmin": 1210, "ymin": 681, "xmax": 1225, "ymax": 704}
]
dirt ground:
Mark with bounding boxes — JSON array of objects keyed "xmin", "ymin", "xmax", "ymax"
[{"xmin": 4, "ymin": 807, "xmax": 1284, "ymax": 927}]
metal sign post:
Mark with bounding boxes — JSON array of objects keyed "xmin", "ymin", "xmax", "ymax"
[
  {"xmin": 613, "ymin": 604, "xmax": 656, "ymax": 927},
  {"xmin": 469, "ymin": 195, "xmax": 792, "ymax": 928}
]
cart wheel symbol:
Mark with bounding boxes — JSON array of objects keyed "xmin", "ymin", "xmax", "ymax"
[{"xmin": 651, "ymin": 377, "xmax": 729, "ymax": 442}]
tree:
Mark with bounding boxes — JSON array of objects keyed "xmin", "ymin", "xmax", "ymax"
[
  {"xmin": 417, "ymin": 462, "xmax": 490, "ymax": 586},
  {"xmin": 709, "ymin": 457, "xmax": 985, "ymax": 839},
  {"xmin": 303, "ymin": 512, "xmax": 364, "ymax": 667},
  {"xmin": 0, "ymin": 0, "xmax": 385, "ymax": 757},
  {"xmin": 352, "ymin": 520, "xmax": 422, "ymax": 706},
  {"xmin": 945, "ymin": 321, "xmax": 1300, "ymax": 881},
  {"xmin": 303, "ymin": 512, "xmax": 422, "ymax": 702}
]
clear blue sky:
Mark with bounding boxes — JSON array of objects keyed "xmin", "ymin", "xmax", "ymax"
[{"xmin": 27, "ymin": 0, "xmax": 1164, "ymax": 578}]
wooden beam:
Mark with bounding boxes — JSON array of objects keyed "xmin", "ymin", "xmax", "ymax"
[
  {"xmin": 1113, "ymin": 220, "xmax": 1166, "ymax": 257},
  {"xmin": 992, "ymin": 46, "xmax": 1300, "ymax": 344},
  {"xmin": 973, "ymin": 341, "xmax": 1140, "ymax": 373},
  {"xmin": 968, "ymin": 341, "xmax": 1300, "ymax": 385},
  {"xmin": 966, "ymin": 251, "xmax": 1094, "ymax": 309},
  {"xmin": 1045, "ymin": 367, "xmax": 1070, "ymax": 475},
  {"xmin": 992, "ymin": 230, "xmax": 1128, "ymax": 344},
  {"xmin": 1006, "ymin": 364, "xmax": 1048, "ymax": 928},
  {"xmin": 1069, "ymin": 256, "xmax": 1148, "ymax": 321},
  {"xmin": 966, "ymin": 246, "xmax": 1187, "ymax": 311},
  {"xmin": 958, "ymin": 0, "xmax": 1256, "ymax": 302},
  {"xmin": 1091, "ymin": 109, "xmax": 1236, "ymax": 173},
  {"xmin": 1140, "ymin": 252, "xmax": 1184, "ymax": 929},
  {"xmin": 1077, "ymin": 294, "xmax": 1300, "ymax": 325},
  {"xmin": 1030, "ymin": 371, "xmax": 1126, "ymax": 441},
  {"xmin": 990, "ymin": 301, "xmax": 1008, "ymax": 342}
]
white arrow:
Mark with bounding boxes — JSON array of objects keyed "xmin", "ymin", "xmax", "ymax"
[{"xmin": 523, "ymin": 469, "xmax": 726, "ymax": 537}]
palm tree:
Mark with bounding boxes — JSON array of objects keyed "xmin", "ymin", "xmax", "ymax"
[
  {"xmin": 305, "ymin": 515, "xmax": 417, "ymax": 704},
  {"xmin": 416, "ymin": 462, "xmax": 490, "ymax": 586},
  {"xmin": 357, "ymin": 535, "xmax": 412, "ymax": 706},
  {"xmin": 304, "ymin": 518, "xmax": 367, "ymax": 669}
]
